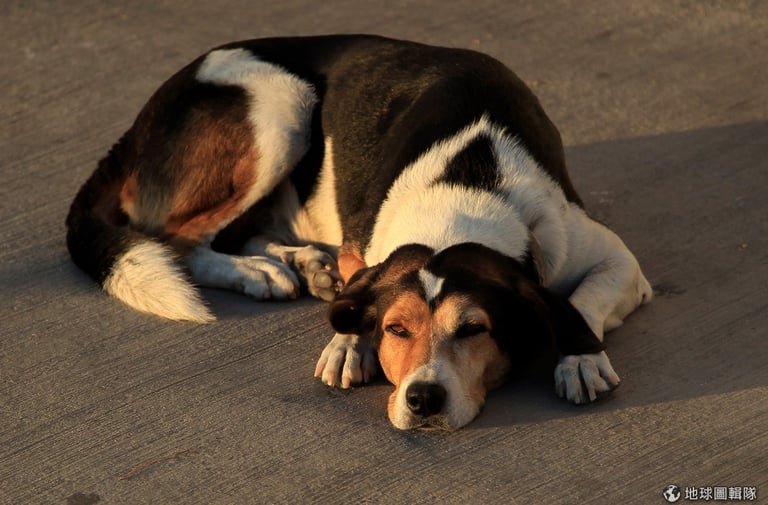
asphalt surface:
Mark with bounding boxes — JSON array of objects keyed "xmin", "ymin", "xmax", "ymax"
[{"xmin": 2, "ymin": 1, "xmax": 767, "ymax": 503}]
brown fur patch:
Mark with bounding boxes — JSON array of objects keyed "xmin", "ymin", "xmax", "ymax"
[
  {"xmin": 117, "ymin": 78, "xmax": 260, "ymax": 245},
  {"xmin": 378, "ymin": 291, "xmax": 432, "ymax": 386},
  {"xmin": 454, "ymin": 332, "xmax": 507, "ymax": 415},
  {"xmin": 161, "ymin": 111, "xmax": 258, "ymax": 244},
  {"xmin": 119, "ymin": 174, "xmax": 139, "ymax": 223},
  {"xmin": 338, "ymin": 242, "xmax": 367, "ymax": 282},
  {"xmin": 92, "ymin": 176, "xmax": 129, "ymax": 227},
  {"xmin": 165, "ymin": 146, "xmax": 259, "ymax": 244}
]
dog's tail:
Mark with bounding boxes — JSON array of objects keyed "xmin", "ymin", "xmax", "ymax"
[{"xmin": 65, "ymin": 140, "xmax": 214, "ymax": 323}]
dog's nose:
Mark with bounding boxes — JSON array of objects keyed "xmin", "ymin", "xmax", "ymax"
[{"xmin": 405, "ymin": 382, "xmax": 446, "ymax": 417}]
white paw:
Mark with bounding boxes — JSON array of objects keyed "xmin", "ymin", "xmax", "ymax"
[
  {"xmin": 314, "ymin": 333, "xmax": 377, "ymax": 388},
  {"xmin": 554, "ymin": 351, "xmax": 620, "ymax": 404},
  {"xmin": 232, "ymin": 256, "xmax": 299, "ymax": 300}
]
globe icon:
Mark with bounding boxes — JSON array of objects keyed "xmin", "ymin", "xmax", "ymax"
[{"xmin": 663, "ymin": 484, "xmax": 681, "ymax": 503}]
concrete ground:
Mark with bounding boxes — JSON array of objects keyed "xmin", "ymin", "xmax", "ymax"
[{"xmin": 1, "ymin": 1, "xmax": 767, "ymax": 503}]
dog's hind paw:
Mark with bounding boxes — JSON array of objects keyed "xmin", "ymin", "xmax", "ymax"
[
  {"xmin": 554, "ymin": 351, "xmax": 620, "ymax": 404},
  {"xmin": 299, "ymin": 254, "xmax": 343, "ymax": 301},
  {"xmin": 242, "ymin": 239, "xmax": 343, "ymax": 301},
  {"xmin": 280, "ymin": 244, "xmax": 343, "ymax": 300},
  {"xmin": 314, "ymin": 333, "xmax": 378, "ymax": 388}
]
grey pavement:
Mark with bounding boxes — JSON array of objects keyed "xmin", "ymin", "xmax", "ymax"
[{"xmin": 1, "ymin": 1, "xmax": 767, "ymax": 504}]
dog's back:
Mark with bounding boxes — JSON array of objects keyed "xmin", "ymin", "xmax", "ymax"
[
  {"xmin": 67, "ymin": 35, "xmax": 653, "ymax": 428},
  {"xmin": 66, "ymin": 35, "xmax": 577, "ymax": 320}
]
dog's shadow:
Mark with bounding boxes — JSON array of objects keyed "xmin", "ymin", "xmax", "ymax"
[
  {"xmin": 201, "ymin": 286, "xmax": 323, "ymax": 321},
  {"xmin": 470, "ymin": 373, "xmax": 590, "ymax": 430}
]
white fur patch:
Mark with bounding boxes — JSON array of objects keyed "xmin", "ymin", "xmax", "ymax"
[
  {"xmin": 364, "ymin": 115, "xmax": 561, "ymax": 267},
  {"xmin": 187, "ymin": 246, "xmax": 299, "ymax": 300},
  {"xmin": 314, "ymin": 332, "xmax": 377, "ymax": 388},
  {"xmin": 548, "ymin": 209, "xmax": 654, "ymax": 339},
  {"xmin": 366, "ymin": 184, "xmax": 529, "ymax": 265},
  {"xmin": 289, "ymin": 136, "xmax": 344, "ymax": 245},
  {"xmin": 196, "ymin": 48, "xmax": 317, "ymax": 229},
  {"xmin": 554, "ymin": 351, "xmax": 620, "ymax": 404},
  {"xmin": 491, "ymin": 125, "xmax": 570, "ymax": 280},
  {"xmin": 418, "ymin": 269, "xmax": 444, "ymax": 302},
  {"xmin": 104, "ymin": 242, "xmax": 213, "ymax": 322}
]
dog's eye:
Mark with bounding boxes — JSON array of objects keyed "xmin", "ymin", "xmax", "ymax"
[
  {"xmin": 385, "ymin": 324, "xmax": 411, "ymax": 338},
  {"xmin": 455, "ymin": 322, "xmax": 487, "ymax": 339}
]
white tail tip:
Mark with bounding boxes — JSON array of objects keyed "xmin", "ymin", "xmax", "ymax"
[{"xmin": 104, "ymin": 242, "xmax": 215, "ymax": 323}]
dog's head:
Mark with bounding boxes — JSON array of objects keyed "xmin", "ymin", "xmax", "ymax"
[{"xmin": 328, "ymin": 242, "xmax": 599, "ymax": 430}]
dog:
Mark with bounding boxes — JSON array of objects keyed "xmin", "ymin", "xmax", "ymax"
[{"xmin": 66, "ymin": 34, "xmax": 652, "ymax": 430}]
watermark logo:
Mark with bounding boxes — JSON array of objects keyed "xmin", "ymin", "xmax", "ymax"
[
  {"xmin": 664, "ymin": 485, "xmax": 682, "ymax": 503},
  {"xmin": 663, "ymin": 484, "xmax": 758, "ymax": 502}
]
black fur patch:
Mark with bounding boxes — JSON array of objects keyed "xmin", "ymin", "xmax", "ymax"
[
  {"xmin": 435, "ymin": 134, "xmax": 501, "ymax": 192},
  {"xmin": 424, "ymin": 243, "xmax": 603, "ymax": 361}
]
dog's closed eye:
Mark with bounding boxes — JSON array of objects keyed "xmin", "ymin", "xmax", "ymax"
[
  {"xmin": 385, "ymin": 324, "xmax": 411, "ymax": 338},
  {"xmin": 454, "ymin": 322, "xmax": 488, "ymax": 339}
]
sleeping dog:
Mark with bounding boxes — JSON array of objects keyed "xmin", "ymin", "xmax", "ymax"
[{"xmin": 67, "ymin": 35, "xmax": 652, "ymax": 430}]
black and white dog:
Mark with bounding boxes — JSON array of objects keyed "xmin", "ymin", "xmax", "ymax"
[{"xmin": 67, "ymin": 35, "xmax": 652, "ymax": 430}]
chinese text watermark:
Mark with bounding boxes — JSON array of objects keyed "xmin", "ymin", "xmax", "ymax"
[{"xmin": 663, "ymin": 484, "xmax": 758, "ymax": 502}]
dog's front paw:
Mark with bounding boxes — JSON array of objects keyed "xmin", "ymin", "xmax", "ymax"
[
  {"xmin": 554, "ymin": 351, "xmax": 620, "ymax": 404},
  {"xmin": 314, "ymin": 333, "xmax": 377, "ymax": 388}
]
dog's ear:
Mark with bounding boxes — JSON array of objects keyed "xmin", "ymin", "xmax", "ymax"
[
  {"xmin": 520, "ymin": 283, "xmax": 604, "ymax": 356},
  {"xmin": 328, "ymin": 264, "xmax": 381, "ymax": 336},
  {"xmin": 492, "ymin": 277, "xmax": 603, "ymax": 359}
]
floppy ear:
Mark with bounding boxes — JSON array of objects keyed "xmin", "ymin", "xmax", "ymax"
[
  {"xmin": 526, "ymin": 284, "xmax": 605, "ymax": 356},
  {"xmin": 328, "ymin": 264, "xmax": 381, "ymax": 336}
]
